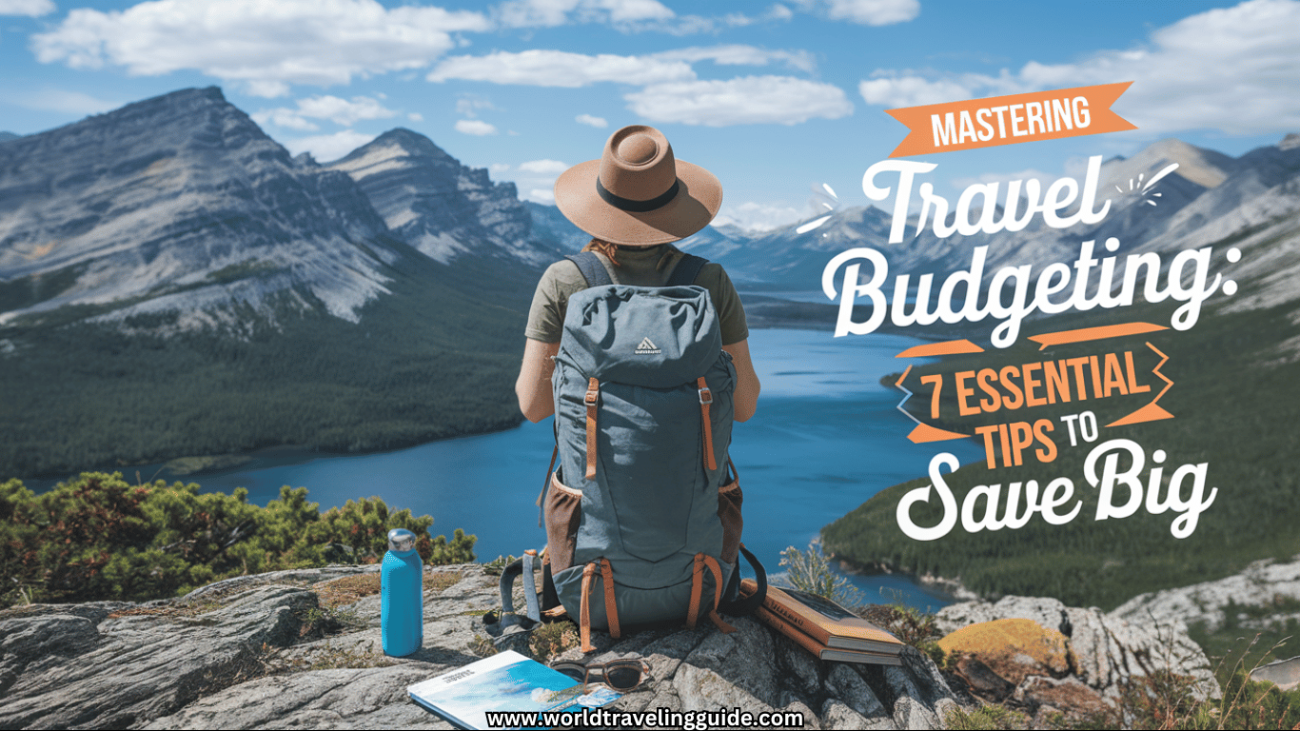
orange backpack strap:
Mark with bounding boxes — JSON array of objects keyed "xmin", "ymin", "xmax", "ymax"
[
  {"xmin": 686, "ymin": 553, "xmax": 705, "ymax": 629},
  {"xmin": 696, "ymin": 377, "xmax": 717, "ymax": 472},
  {"xmin": 600, "ymin": 558, "xmax": 620, "ymax": 639},
  {"xmin": 579, "ymin": 562, "xmax": 597, "ymax": 652},
  {"xmin": 585, "ymin": 378, "xmax": 600, "ymax": 480}
]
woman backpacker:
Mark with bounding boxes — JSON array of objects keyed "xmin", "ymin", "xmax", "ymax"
[{"xmin": 510, "ymin": 125, "xmax": 764, "ymax": 652}]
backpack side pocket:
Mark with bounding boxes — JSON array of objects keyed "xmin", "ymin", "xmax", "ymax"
[{"xmin": 545, "ymin": 471, "xmax": 583, "ymax": 574}]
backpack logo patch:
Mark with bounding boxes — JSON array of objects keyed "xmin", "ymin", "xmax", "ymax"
[{"xmin": 635, "ymin": 337, "xmax": 661, "ymax": 355}]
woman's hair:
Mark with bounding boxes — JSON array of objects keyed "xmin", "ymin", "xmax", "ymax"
[
  {"xmin": 581, "ymin": 238, "xmax": 681, "ymax": 271},
  {"xmin": 581, "ymin": 238, "xmax": 621, "ymax": 267}
]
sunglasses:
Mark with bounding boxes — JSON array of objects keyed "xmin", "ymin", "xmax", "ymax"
[{"xmin": 549, "ymin": 659, "xmax": 651, "ymax": 692}]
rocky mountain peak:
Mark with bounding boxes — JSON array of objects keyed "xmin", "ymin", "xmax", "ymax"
[
  {"xmin": 1100, "ymin": 137, "xmax": 1239, "ymax": 190},
  {"xmin": 359, "ymin": 127, "xmax": 457, "ymax": 163},
  {"xmin": 0, "ymin": 86, "xmax": 396, "ymax": 333},
  {"xmin": 328, "ymin": 127, "xmax": 554, "ymax": 267}
]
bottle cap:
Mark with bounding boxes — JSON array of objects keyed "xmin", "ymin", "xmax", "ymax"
[{"xmin": 388, "ymin": 528, "xmax": 417, "ymax": 553}]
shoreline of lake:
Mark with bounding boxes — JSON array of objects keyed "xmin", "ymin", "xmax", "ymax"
[{"xmin": 21, "ymin": 329, "xmax": 984, "ymax": 611}]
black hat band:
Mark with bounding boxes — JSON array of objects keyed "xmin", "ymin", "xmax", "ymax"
[{"xmin": 596, "ymin": 177, "xmax": 680, "ymax": 213}]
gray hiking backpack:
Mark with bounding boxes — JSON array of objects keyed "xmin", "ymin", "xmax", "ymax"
[{"xmin": 501, "ymin": 251, "xmax": 766, "ymax": 652}]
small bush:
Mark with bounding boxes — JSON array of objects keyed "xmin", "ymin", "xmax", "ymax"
[
  {"xmin": 943, "ymin": 705, "xmax": 1030, "ymax": 730},
  {"xmin": 469, "ymin": 634, "xmax": 499, "ymax": 658},
  {"xmin": 779, "ymin": 541, "xmax": 865, "ymax": 609},
  {"xmin": 860, "ymin": 603, "xmax": 942, "ymax": 647},
  {"xmin": 529, "ymin": 620, "xmax": 581, "ymax": 664}
]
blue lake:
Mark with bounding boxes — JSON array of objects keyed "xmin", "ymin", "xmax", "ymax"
[{"xmin": 44, "ymin": 328, "xmax": 982, "ymax": 610}]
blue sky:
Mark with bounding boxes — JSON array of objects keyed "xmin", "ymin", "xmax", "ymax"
[{"xmin": 2, "ymin": 0, "xmax": 1297, "ymax": 231}]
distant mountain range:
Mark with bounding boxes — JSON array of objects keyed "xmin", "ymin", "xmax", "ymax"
[
  {"xmin": 0, "ymin": 88, "xmax": 569, "ymax": 477},
  {"xmin": 705, "ymin": 136, "xmax": 1300, "ymax": 309},
  {"xmin": 1, "ymin": 85, "xmax": 1297, "ymax": 477}
]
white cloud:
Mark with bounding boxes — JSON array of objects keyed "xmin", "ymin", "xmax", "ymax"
[
  {"xmin": 493, "ymin": 160, "xmax": 570, "ymax": 203},
  {"xmin": 254, "ymin": 95, "xmax": 398, "ymax": 130},
  {"xmin": 455, "ymin": 97, "xmax": 497, "ymax": 117},
  {"xmin": 713, "ymin": 201, "xmax": 806, "ymax": 232},
  {"xmin": 408, "ymin": 112, "xmax": 424, "ymax": 122},
  {"xmin": 11, "ymin": 88, "xmax": 119, "ymax": 114},
  {"xmin": 455, "ymin": 119, "xmax": 498, "ymax": 135},
  {"xmin": 494, "ymin": 0, "xmax": 674, "ymax": 28},
  {"xmin": 859, "ymin": 74, "xmax": 988, "ymax": 107},
  {"xmin": 653, "ymin": 44, "xmax": 816, "ymax": 73},
  {"xmin": 767, "ymin": 4, "xmax": 794, "ymax": 21},
  {"xmin": 31, "ymin": 0, "xmax": 489, "ymax": 91},
  {"xmin": 576, "ymin": 113, "xmax": 608, "ymax": 128},
  {"xmin": 858, "ymin": 0, "xmax": 1300, "ymax": 135},
  {"xmin": 297, "ymin": 95, "xmax": 398, "ymax": 125},
  {"xmin": 429, "ymin": 49, "xmax": 694, "ymax": 87},
  {"xmin": 283, "ymin": 129, "xmax": 375, "ymax": 163},
  {"xmin": 0, "ymin": 0, "xmax": 54, "ymax": 17},
  {"xmin": 625, "ymin": 76, "xmax": 853, "ymax": 126},
  {"xmin": 519, "ymin": 159, "xmax": 568, "ymax": 173},
  {"xmin": 252, "ymin": 108, "xmax": 319, "ymax": 131},
  {"xmin": 789, "ymin": 0, "xmax": 919, "ymax": 25},
  {"xmin": 823, "ymin": 0, "xmax": 919, "ymax": 25},
  {"xmin": 244, "ymin": 80, "xmax": 291, "ymax": 99}
]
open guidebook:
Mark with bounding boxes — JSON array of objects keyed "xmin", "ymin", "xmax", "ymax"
[{"xmin": 408, "ymin": 650, "xmax": 620, "ymax": 730}]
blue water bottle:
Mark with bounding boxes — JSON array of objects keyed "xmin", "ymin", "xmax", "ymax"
[{"xmin": 381, "ymin": 528, "xmax": 423, "ymax": 656}]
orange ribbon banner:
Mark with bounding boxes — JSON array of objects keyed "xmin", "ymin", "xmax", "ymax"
[{"xmin": 887, "ymin": 82, "xmax": 1136, "ymax": 157}]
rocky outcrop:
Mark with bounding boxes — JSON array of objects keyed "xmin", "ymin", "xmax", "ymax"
[
  {"xmin": 2, "ymin": 565, "xmax": 971, "ymax": 730},
  {"xmin": 0, "ymin": 585, "xmax": 318, "ymax": 729},
  {"xmin": 4, "ymin": 562, "xmax": 1241, "ymax": 730},
  {"xmin": 936, "ymin": 595, "xmax": 1220, "ymax": 708},
  {"xmin": 1111, "ymin": 553, "xmax": 1300, "ymax": 633}
]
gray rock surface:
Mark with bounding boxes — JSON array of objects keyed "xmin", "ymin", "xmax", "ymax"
[
  {"xmin": 2, "ymin": 564, "xmax": 970, "ymax": 730},
  {"xmin": 1, "ymin": 585, "xmax": 317, "ymax": 729},
  {"xmin": 1111, "ymin": 553, "xmax": 1300, "ymax": 633},
  {"xmin": 1250, "ymin": 655, "xmax": 1300, "ymax": 692},
  {"xmin": 936, "ymin": 595, "xmax": 1219, "ymax": 702}
]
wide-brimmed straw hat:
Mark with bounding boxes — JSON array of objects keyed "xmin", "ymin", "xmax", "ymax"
[{"xmin": 553, "ymin": 125, "xmax": 723, "ymax": 246}]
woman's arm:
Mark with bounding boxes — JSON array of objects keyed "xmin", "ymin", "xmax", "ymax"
[
  {"xmin": 515, "ymin": 339, "xmax": 561, "ymax": 422},
  {"xmin": 723, "ymin": 339, "xmax": 760, "ymax": 422}
]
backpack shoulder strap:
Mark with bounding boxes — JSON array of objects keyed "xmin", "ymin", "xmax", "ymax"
[
  {"xmin": 565, "ymin": 252, "xmax": 612, "ymax": 288},
  {"xmin": 666, "ymin": 253, "xmax": 708, "ymax": 287}
]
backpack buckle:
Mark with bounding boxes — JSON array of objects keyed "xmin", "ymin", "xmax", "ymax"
[
  {"xmin": 585, "ymin": 388, "xmax": 599, "ymax": 405},
  {"xmin": 698, "ymin": 386, "xmax": 713, "ymax": 405}
]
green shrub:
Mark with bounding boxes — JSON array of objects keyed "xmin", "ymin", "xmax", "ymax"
[
  {"xmin": 0, "ymin": 471, "xmax": 475, "ymax": 607},
  {"xmin": 779, "ymin": 541, "xmax": 865, "ymax": 610}
]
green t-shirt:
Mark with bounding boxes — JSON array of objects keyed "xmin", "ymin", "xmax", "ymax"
[{"xmin": 524, "ymin": 244, "xmax": 750, "ymax": 345}]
